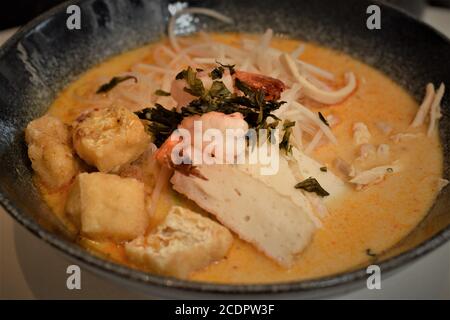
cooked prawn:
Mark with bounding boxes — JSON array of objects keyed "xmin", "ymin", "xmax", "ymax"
[
  {"xmin": 234, "ymin": 70, "xmax": 286, "ymax": 100},
  {"xmin": 154, "ymin": 111, "xmax": 248, "ymax": 177}
]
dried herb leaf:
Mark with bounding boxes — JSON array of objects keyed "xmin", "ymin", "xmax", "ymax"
[
  {"xmin": 154, "ymin": 89, "xmax": 171, "ymax": 96},
  {"xmin": 318, "ymin": 112, "xmax": 330, "ymax": 127},
  {"xmin": 96, "ymin": 75, "xmax": 137, "ymax": 94},
  {"xmin": 235, "ymin": 78, "xmax": 254, "ymax": 97},
  {"xmin": 208, "ymin": 81, "xmax": 231, "ymax": 98},
  {"xmin": 366, "ymin": 249, "xmax": 377, "ymax": 257},
  {"xmin": 280, "ymin": 120, "xmax": 295, "ymax": 154},
  {"xmin": 177, "ymin": 66, "xmax": 206, "ymax": 97},
  {"xmin": 135, "ymin": 104, "xmax": 183, "ymax": 147},
  {"xmin": 216, "ymin": 61, "xmax": 236, "ymax": 75},
  {"xmin": 320, "ymin": 166, "xmax": 328, "ymax": 172},
  {"xmin": 210, "ymin": 66, "xmax": 225, "ymax": 80},
  {"xmin": 136, "ymin": 65, "xmax": 285, "ymax": 147},
  {"xmin": 295, "ymin": 177, "xmax": 330, "ymax": 197},
  {"xmin": 263, "ymin": 119, "xmax": 281, "ymax": 144}
]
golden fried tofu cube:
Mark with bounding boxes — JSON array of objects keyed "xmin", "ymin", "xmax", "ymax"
[
  {"xmin": 25, "ymin": 114, "xmax": 71, "ymax": 145},
  {"xmin": 25, "ymin": 115, "xmax": 79, "ymax": 189},
  {"xmin": 72, "ymin": 107, "xmax": 150, "ymax": 173},
  {"xmin": 125, "ymin": 206, "xmax": 233, "ymax": 278},
  {"xmin": 66, "ymin": 172, "xmax": 149, "ymax": 241}
]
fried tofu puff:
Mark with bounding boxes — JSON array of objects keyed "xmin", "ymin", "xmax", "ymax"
[
  {"xmin": 72, "ymin": 107, "xmax": 150, "ymax": 173},
  {"xmin": 25, "ymin": 115, "xmax": 79, "ymax": 190}
]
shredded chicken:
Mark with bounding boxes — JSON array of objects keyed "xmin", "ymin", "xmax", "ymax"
[
  {"xmin": 350, "ymin": 162, "xmax": 401, "ymax": 189},
  {"xmin": 390, "ymin": 133, "xmax": 421, "ymax": 143},
  {"xmin": 410, "ymin": 83, "xmax": 435, "ymax": 128},
  {"xmin": 375, "ymin": 121, "xmax": 393, "ymax": 135},
  {"xmin": 409, "ymin": 82, "xmax": 445, "ymax": 137},
  {"xmin": 353, "ymin": 122, "xmax": 371, "ymax": 145},
  {"xmin": 334, "ymin": 157, "xmax": 357, "ymax": 178},
  {"xmin": 377, "ymin": 144, "xmax": 390, "ymax": 159},
  {"xmin": 357, "ymin": 143, "xmax": 376, "ymax": 160}
]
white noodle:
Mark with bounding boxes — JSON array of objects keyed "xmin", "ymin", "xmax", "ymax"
[
  {"xmin": 305, "ymin": 130, "xmax": 323, "ymax": 154},
  {"xmin": 274, "ymin": 83, "xmax": 301, "ymax": 119},
  {"xmin": 269, "ymin": 69, "xmax": 281, "ymax": 79},
  {"xmin": 291, "ymin": 101, "xmax": 338, "ymax": 144},
  {"xmin": 260, "ymin": 28, "xmax": 273, "ymax": 48},
  {"xmin": 411, "ymin": 83, "xmax": 435, "ymax": 128},
  {"xmin": 161, "ymin": 73, "xmax": 173, "ymax": 92},
  {"xmin": 221, "ymin": 44, "xmax": 248, "ymax": 60},
  {"xmin": 304, "ymin": 72, "xmax": 333, "ymax": 91},
  {"xmin": 153, "ymin": 45, "xmax": 176, "ymax": 66},
  {"xmin": 168, "ymin": 7, "xmax": 234, "ymax": 52},
  {"xmin": 193, "ymin": 57, "xmax": 234, "ymax": 65},
  {"xmin": 168, "ymin": 43, "xmax": 216, "ymax": 68},
  {"xmin": 281, "ymin": 53, "xmax": 356, "ymax": 104},
  {"xmin": 291, "ymin": 44, "xmax": 305, "ymax": 59},
  {"xmin": 296, "ymin": 60, "xmax": 335, "ymax": 81},
  {"xmin": 198, "ymin": 30, "xmax": 213, "ymax": 42},
  {"xmin": 297, "ymin": 119, "xmax": 317, "ymax": 136},
  {"xmin": 427, "ymin": 83, "xmax": 446, "ymax": 136},
  {"xmin": 132, "ymin": 63, "xmax": 176, "ymax": 75},
  {"xmin": 292, "ymin": 122, "xmax": 303, "ymax": 149},
  {"xmin": 169, "ymin": 51, "xmax": 197, "ymax": 68}
]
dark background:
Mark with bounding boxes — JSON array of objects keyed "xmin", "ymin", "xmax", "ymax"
[
  {"xmin": 0, "ymin": 0, "xmax": 65, "ymax": 30},
  {"xmin": 0, "ymin": 0, "xmax": 449, "ymax": 31}
]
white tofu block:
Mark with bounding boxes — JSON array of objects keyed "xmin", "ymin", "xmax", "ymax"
[
  {"xmin": 171, "ymin": 165, "xmax": 316, "ymax": 267},
  {"xmin": 125, "ymin": 206, "xmax": 233, "ymax": 278},
  {"xmin": 237, "ymin": 155, "xmax": 321, "ymax": 226}
]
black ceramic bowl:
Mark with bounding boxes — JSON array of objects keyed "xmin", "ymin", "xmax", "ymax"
[{"xmin": 0, "ymin": 0, "xmax": 449, "ymax": 299}]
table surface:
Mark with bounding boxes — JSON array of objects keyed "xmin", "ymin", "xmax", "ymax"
[{"xmin": 1, "ymin": 6, "xmax": 450, "ymax": 300}]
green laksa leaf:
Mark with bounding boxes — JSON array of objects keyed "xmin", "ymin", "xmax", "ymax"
[
  {"xmin": 96, "ymin": 75, "xmax": 137, "ymax": 94},
  {"xmin": 154, "ymin": 89, "xmax": 171, "ymax": 96},
  {"xmin": 279, "ymin": 120, "xmax": 295, "ymax": 155},
  {"xmin": 176, "ymin": 66, "xmax": 206, "ymax": 97},
  {"xmin": 318, "ymin": 112, "xmax": 330, "ymax": 127},
  {"xmin": 295, "ymin": 177, "xmax": 330, "ymax": 197}
]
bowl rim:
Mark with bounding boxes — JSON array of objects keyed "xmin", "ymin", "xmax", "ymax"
[{"xmin": 1, "ymin": 0, "xmax": 450, "ymax": 296}]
